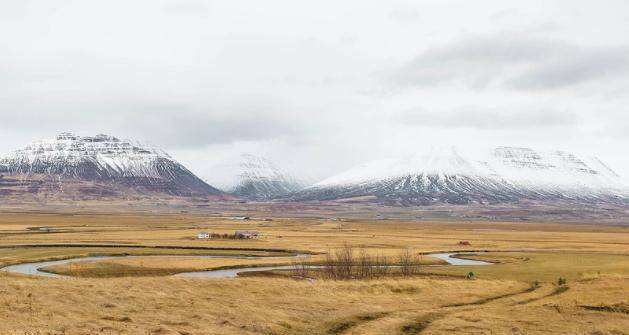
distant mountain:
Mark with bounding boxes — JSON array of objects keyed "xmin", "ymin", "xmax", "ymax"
[
  {"xmin": 0, "ymin": 132, "xmax": 224, "ymax": 199},
  {"xmin": 294, "ymin": 147, "xmax": 627, "ymax": 205},
  {"xmin": 227, "ymin": 154, "xmax": 306, "ymax": 200}
]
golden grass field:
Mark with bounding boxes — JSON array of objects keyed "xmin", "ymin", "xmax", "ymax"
[{"xmin": 0, "ymin": 210, "xmax": 628, "ymax": 334}]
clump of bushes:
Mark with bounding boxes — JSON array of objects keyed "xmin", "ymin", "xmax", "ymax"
[
  {"xmin": 322, "ymin": 243, "xmax": 398, "ymax": 279},
  {"xmin": 293, "ymin": 244, "xmax": 422, "ymax": 280},
  {"xmin": 558, "ymin": 277, "xmax": 567, "ymax": 286}
]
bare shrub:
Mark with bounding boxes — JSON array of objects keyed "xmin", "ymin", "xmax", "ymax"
[
  {"xmin": 291, "ymin": 255, "xmax": 311, "ymax": 278},
  {"xmin": 398, "ymin": 248, "xmax": 421, "ymax": 277},
  {"xmin": 375, "ymin": 253, "xmax": 390, "ymax": 277},
  {"xmin": 321, "ymin": 245, "xmax": 423, "ymax": 280},
  {"xmin": 335, "ymin": 243, "xmax": 355, "ymax": 279},
  {"xmin": 357, "ymin": 247, "xmax": 373, "ymax": 279},
  {"xmin": 322, "ymin": 244, "xmax": 371, "ymax": 280},
  {"xmin": 323, "ymin": 249, "xmax": 336, "ymax": 279}
]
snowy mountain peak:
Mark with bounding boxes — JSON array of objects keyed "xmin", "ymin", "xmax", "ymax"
[
  {"xmin": 0, "ymin": 132, "xmax": 222, "ymax": 197},
  {"xmin": 238, "ymin": 154, "xmax": 288, "ymax": 181},
  {"xmin": 300, "ymin": 146, "xmax": 626, "ymax": 205},
  {"xmin": 229, "ymin": 153, "xmax": 305, "ymax": 199},
  {"xmin": 315, "ymin": 146, "xmax": 488, "ymax": 187}
]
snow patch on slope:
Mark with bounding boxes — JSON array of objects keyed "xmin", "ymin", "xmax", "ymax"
[
  {"xmin": 0, "ymin": 132, "xmax": 222, "ymax": 196},
  {"xmin": 226, "ymin": 154, "xmax": 305, "ymax": 199},
  {"xmin": 317, "ymin": 147, "xmax": 492, "ymax": 186},
  {"xmin": 306, "ymin": 146, "xmax": 626, "ymax": 204},
  {"xmin": 0, "ymin": 132, "xmax": 171, "ymax": 178}
]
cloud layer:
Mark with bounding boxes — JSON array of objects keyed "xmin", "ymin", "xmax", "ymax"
[
  {"xmin": 1, "ymin": 0, "xmax": 629, "ymax": 184},
  {"xmin": 397, "ymin": 106, "xmax": 578, "ymax": 130},
  {"xmin": 391, "ymin": 35, "xmax": 629, "ymax": 91}
]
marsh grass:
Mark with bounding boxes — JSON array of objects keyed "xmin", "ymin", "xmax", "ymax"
[
  {"xmin": 0, "ymin": 212, "xmax": 628, "ymax": 334},
  {"xmin": 297, "ymin": 244, "xmax": 422, "ymax": 280}
]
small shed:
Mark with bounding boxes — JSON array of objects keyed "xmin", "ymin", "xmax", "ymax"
[
  {"xmin": 197, "ymin": 232, "xmax": 210, "ymax": 239},
  {"xmin": 235, "ymin": 230, "xmax": 261, "ymax": 239}
]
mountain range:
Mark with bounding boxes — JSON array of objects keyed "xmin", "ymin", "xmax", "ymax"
[
  {"xmin": 1, "ymin": 133, "xmax": 626, "ymax": 206},
  {"xmin": 294, "ymin": 147, "xmax": 626, "ymax": 205},
  {"xmin": 0, "ymin": 133, "xmax": 223, "ymax": 199}
]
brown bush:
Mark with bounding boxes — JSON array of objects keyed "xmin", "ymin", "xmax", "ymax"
[{"xmin": 319, "ymin": 244, "xmax": 421, "ymax": 280}]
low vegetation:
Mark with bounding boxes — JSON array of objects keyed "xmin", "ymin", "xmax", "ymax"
[
  {"xmin": 0, "ymin": 211, "xmax": 627, "ymax": 334},
  {"xmin": 292, "ymin": 244, "xmax": 424, "ymax": 279}
]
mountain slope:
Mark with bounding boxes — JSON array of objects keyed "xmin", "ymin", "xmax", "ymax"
[
  {"xmin": 295, "ymin": 147, "xmax": 626, "ymax": 205},
  {"xmin": 0, "ymin": 132, "xmax": 223, "ymax": 198},
  {"xmin": 228, "ymin": 154, "xmax": 305, "ymax": 199}
]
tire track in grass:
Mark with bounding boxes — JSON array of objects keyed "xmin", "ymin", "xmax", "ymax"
[
  {"xmin": 578, "ymin": 303, "xmax": 629, "ymax": 314},
  {"xmin": 327, "ymin": 284, "xmax": 541, "ymax": 335},
  {"xmin": 399, "ymin": 312, "xmax": 447, "ymax": 335},
  {"xmin": 441, "ymin": 284, "xmax": 539, "ymax": 308},
  {"xmin": 515, "ymin": 286, "xmax": 569, "ymax": 305},
  {"xmin": 327, "ymin": 312, "xmax": 391, "ymax": 334}
]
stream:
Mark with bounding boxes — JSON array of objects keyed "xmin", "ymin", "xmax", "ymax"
[{"xmin": 1, "ymin": 252, "xmax": 491, "ymax": 279}]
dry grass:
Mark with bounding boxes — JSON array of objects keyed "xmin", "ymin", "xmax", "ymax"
[
  {"xmin": 41, "ymin": 253, "xmax": 446, "ymax": 278},
  {"xmin": 42, "ymin": 255, "xmax": 311, "ymax": 278},
  {"xmin": 0, "ymin": 211, "xmax": 627, "ymax": 334},
  {"xmin": 424, "ymin": 252, "xmax": 629, "ymax": 282},
  {"xmin": 2, "ymin": 212, "xmax": 628, "ymax": 255},
  {"xmin": 0, "ymin": 273, "xmax": 626, "ymax": 334}
]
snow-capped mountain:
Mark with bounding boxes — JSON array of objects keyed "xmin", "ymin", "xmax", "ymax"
[
  {"xmin": 294, "ymin": 147, "xmax": 627, "ymax": 205},
  {"xmin": 0, "ymin": 132, "xmax": 223, "ymax": 198},
  {"xmin": 227, "ymin": 154, "xmax": 305, "ymax": 199}
]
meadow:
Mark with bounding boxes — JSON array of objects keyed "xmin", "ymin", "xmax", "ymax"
[{"xmin": 0, "ymin": 210, "xmax": 627, "ymax": 334}]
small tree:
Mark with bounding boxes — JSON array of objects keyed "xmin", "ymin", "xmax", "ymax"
[
  {"xmin": 398, "ymin": 248, "xmax": 420, "ymax": 276},
  {"xmin": 323, "ymin": 248, "xmax": 336, "ymax": 279},
  {"xmin": 291, "ymin": 255, "xmax": 311, "ymax": 278},
  {"xmin": 558, "ymin": 277, "xmax": 567, "ymax": 286},
  {"xmin": 374, "ymin": 253, "xmax": 389, "ymax": 277},
  {"xmin": 357, "ymin": 247, "xmax": 372, "ymax": 279},
  {"xmin": 335, "ymin": 243, "xmax": 355, "ymax": 279}
]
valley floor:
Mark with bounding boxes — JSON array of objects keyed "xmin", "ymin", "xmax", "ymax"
[{"xmin": 0, "ymin": 210, "xmax": 627, "ymax": 334}]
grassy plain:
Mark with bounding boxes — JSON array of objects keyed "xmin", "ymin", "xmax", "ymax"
[{"xmin": 0, "ymin": 210, "xmax": 627, "ymax": 334}]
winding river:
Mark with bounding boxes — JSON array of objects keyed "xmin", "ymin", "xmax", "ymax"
[{"xmin": 0, "ymin": 252, "xmax": 491, "ymax": 279}]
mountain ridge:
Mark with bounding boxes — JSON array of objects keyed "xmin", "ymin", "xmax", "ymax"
[
  {"xmin": 0, "ymin": 132, "xmax": 224, "ymax": 198},
  {"xmin": 227, "ymin": 154, "xmax": 305, "ymax": 199},
  {"xmin": 295, "ymin": 147, "xmax": 626, "ymax": 205}
]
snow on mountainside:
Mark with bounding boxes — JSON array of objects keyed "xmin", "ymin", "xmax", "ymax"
[
  {"xmin": 227, "ymin": 154, "xmax": 305, "ymax": 199},
  {"xmin": 296, "ymin": 147, "xmax": 626, "ymax": 205},
  {"xmin": 0, "ymin": 132, "xmax": 223, "ymax": 197}
]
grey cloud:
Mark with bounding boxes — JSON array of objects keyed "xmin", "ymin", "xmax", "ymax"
[
  {"xmin": 416, "ymin": 36, "xmax": 561, "ymax": 63},
  {"xmin": 125, "ymin": 108, "xmax": 303, "ymax": 149},
  {"xmin": 397, "ymin": 106, "xmax": 579, "ymax": 130},
  {"xmin": 489, "ymin": 9, "xmax": 561, "ymax": 34},
  {"xmin": 388, "ymin": 7, "xmax": 421, "ymax": 22},
  {"xmin": 391, "ymin": 34, "xmax": 629, "ymax": 91},
  {"xmin": 508, "ymin": 46, "xmax": 629, "ymax": 90},
  {"xmin": 0, "ymin": 99, "xmax": 305, "ymax": 150}
]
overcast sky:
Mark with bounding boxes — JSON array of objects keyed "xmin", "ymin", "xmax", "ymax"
[{"xmin": 2, "ymin": 0, "xmax": 629, "ymax": 186}]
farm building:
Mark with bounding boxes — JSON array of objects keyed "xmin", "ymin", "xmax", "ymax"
[
  {"xmin": 197, "ymin": 232, "xmax": 210, "ymax": 239},
  {"xmin": 235, "ymin": 230, "xmax": 261, "ymax": 239}
]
